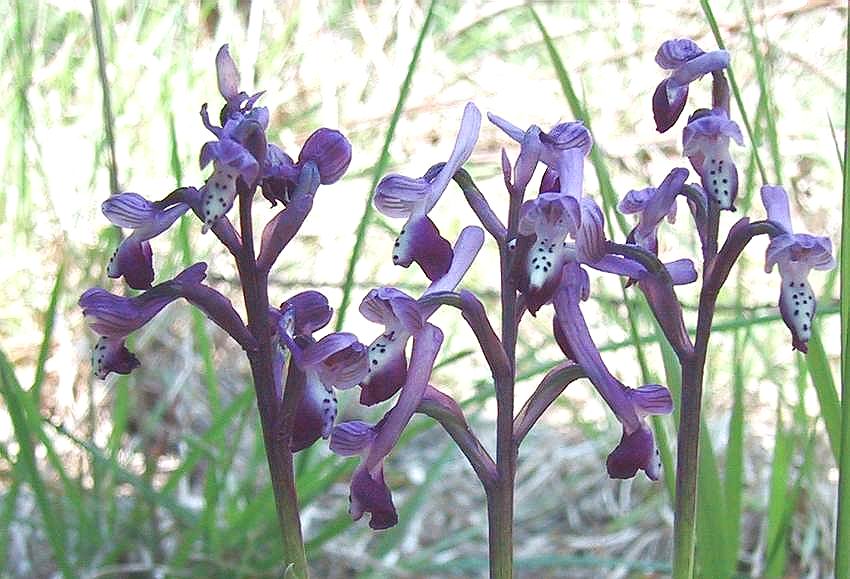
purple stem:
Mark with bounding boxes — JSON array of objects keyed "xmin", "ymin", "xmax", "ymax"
[{"xmin": 234, "ymin": 182, "xmax": 309, "ymax": 578}]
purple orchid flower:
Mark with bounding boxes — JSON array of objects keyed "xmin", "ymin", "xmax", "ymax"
[
  {"xmin": 357, "ymin": 226, "xmax": 483, "ymax": 405},
  {"xmin": 553, "ymin": 261, "xmax": 674, "ymax": 480},
  {"xmin": 618, "ymin": 168, "xmax": 689, "ymax": 254},
  {"xmin": 261, "ymin": 129, "xmax": 352, "ymax": 207},
  {"xmin": 273, "ymin": 291, "xmax": 369, "ymax": 452},
  {"xmin": 652, "ymin": 38, "xmax": 730, "ymax": 133},
  {"xmin": 374, "ymin": 102, "xmax": 481, "ymax": 280},
  {"xmin": 761, "ymin": 185, "xmax": 835, "ymax": 352},
  {"xmin": 487, "ymin": 113, "xmax": 592, "ymax": 226},
  {"xmin": 331, "ymin": 323, "xmax": 444, "ymax": 529},
  {"xmin": 683, "ymin": 108, "xmax": 743, "ymax": 211},
  {"xmin": 80, "ymin": 264, "xmax": 206, "ymax": 378},
  {"xmin": 101, "ymin": 192, "xmax": 190, "ymax": 289}
]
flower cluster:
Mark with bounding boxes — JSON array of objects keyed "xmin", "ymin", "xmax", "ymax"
[{"xmin": 79, "ymin": 38, "xmax": 835, "ymax": 547}]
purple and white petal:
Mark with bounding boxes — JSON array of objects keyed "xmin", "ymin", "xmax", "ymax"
[
  {"xmin": 91, "ymin": 336, "xmax": 140, "ymax": 379},
  {"xmin": 607, "ymin": 426, "xmax": 662, "ymax": 481},
  {"xmin": 215, "ymin": 44, "xmax": 241, "ymax": 101},
  {"xmin": 280, "ymin": 290, "xmax": 333, "ymax": 336},
  {"xmin": 392, "ymin": 215, "xmax": 453, "ymax": 281},
  {"xmin": 348, "ymin": 463, "xmax": 398, "ymax": 530},
  {"xmin": 760, "ymin": 185, "xmax": 794, "ymax": 233},
  {"xmin": 107, "ymin": 238, "xmax": 154, "ymax": 290},
  {"xmin": 298, "ymin": 128, "xmax": 352, "ymax": 185},
  {"xmin": 364, "ymin": 323, "xmax": 443, "ymax": 473},
  {"xmin": 330, "ymin": 421, "xmax": 377, "ymax": 456}
]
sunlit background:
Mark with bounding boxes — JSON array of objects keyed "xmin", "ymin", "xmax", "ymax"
[{"xmin": 1, "ymin": 1, "xmax": 846, "ymax": 577}]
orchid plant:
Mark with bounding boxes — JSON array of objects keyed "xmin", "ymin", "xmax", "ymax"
[{"xmin": 80, "ymin": 40, "xmax": 834, "ymax": 579}]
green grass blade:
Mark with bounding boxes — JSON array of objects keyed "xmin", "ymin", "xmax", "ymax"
[
  {"xmin": 695, "ymin": 422, "xmax": 730, "ymax": 578},
  {"xmin": 31, "ymin": 260, "xmax": 64, "ymax": 400},
  {"xmin": 806, "ymin": 328, "xmax": 841, "ymax": 459},
  {"xmin": 835, "ymin": 3, "xmax": 850, "ymax": 575},
  {"xmin": 335, "ymin": 0, "xmax": 438, "ymax": 330},
  {"xmin": 0, "ymin": 350, "xmax": 72, "ymax": 578},
  {"xmin": 724, "ymin": 330, "xmax": 746, "ymax": 571},
  {"xmin": 764, "ymin": 399, "xmax": 791, "ymax": 577}
]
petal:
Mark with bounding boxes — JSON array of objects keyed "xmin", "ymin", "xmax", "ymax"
[
  {"xmin": 628, "ymin": 384, "xmax": 674, "ymax": 417},
  {"xmin": 637, "ymin": 167, "xmax": 689, "ymax": 240},
  {"xmin": 760, "ymin": 185, "xmax": 794, "ymax": 233},
  {"xmin": 487, "ymin": 112, "xmax": 526, "ymax": 143},
  {"xmin": 317, "ymin": 339, "xmax": 369, "ymax": 390},
  {"xmin": 392, "ymin": 215, "xmax": 453, "ymax": 281},
  {"xmin": 513, "ymin": 127, "xmax": 541, "ymax": 193},
  {"xmin": 300, "ymin": 332, "xmax": 358, "ymax": 369},
  {"xmin": 280, "ymin": 290, "xmax": 332, "ymax": 336},
  {"xmin": 606, "ymin": 426, "xmax": 661, "ymax": 480},
  {"xmin": 655, "ymin": 39, "xmax": 705, "ymax": 69},
  {"xmin": 91, "ymin": 336, "xmax": 140, "ymax": 379},
  {"xmin": 215, "ymin": 44, "xmax": 240, "ymax": 100},
  {"xmin": 349, "ymin": 463, "xmax": 398, "ymax": 530},
  {"xmin": 298, "ymin": 128, "xmax": 352, "ymax": 184},
  {"xmin": 422, "ymin": 225, "xmax": 485, "ymax": 298},
  {"xmin": 576, "ymin": 197, "xmax": 607, "ymax": 263},
  {"xmin": 102, "ymin": 193, "xmax": 156, "ymax": 228},
  {"xmin": 199, "ymin": 167, "xmax": 238, "ymax": 234},
  {"xmin": 670, "ymin": 50, "xmax": 730, "ymax": 85},
  {"xmin": 587, "ymin": 254, "xmax": 647, "ymax": 280},
  {"xmin": 200, "ymin": 139, "xmax": 259, "ymax": 184},
  {"xmin": 107, "ymin": 238, "xmax": 154, "ymax": 290},
  {"xmin": 289, "ymin": 368, "xmax": 337, "ymax": 452},
  {"xmin": 330, "ymin": 421, "xmax": 377, "ymax": 456},
  {"xmin": 665, "ymin": 258, "xmax": 698, "ymax": 285},
  {"xmin": 653, "ymin": 78, "xmax": 688, "ymax": 133},
  {"xmin": 423, "ymin": 102, "xmax": 482, "ymax": 213},
  {"xmin": 696, "ymin": 144, "xmax": 738, "ymax": 210},
  {"xmin": 778, "ymin": 277, "xmax": 815, "ymax": 353},
  {"xmin": 539, "ymin": 167, "xmax": 560, "ymax": 194},
  {"xmin": 360, "ymin": 333, "xmax": 408, "ymax": 406},
  {"xmin": 522, "ymin": 235, "xmax": 570, "ymax": 314},
  {"xmin": 373, "ymin": 174, "xmax": 432, "ymax": 218},
  {"xmin": 364, "ymin": 324, "xmax": 443, "ymax": 472},
  {"xmin": 618, "ymin": 187, "xmax": 652, "ymax": 215}
]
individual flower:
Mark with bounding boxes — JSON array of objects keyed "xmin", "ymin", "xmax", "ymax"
[
  {"xmin": 331, "ymin": 323, "xmax": 444, "ymax": 529},
  {"xmin": 553, "ymin": 261, "xmax": 674, "ymax": 480},
  {"xmin": 374, "ymin": 102, "xmax": 481, "ymax": 280},
  {"xmin": 683, "ymin": 108, "xmax": 743, "ymax": 211},
  {"xmin": 488, "ymin": 113, "xmax": 592, "ymax": 226},
  {"xmin": 101, "ymin": 192, "xmax": 190, "ymax": 289},
  {"xmin": 761, "ymin": 185, "xmax": 835, "ymax": 352},
  {"xmin": 80, "ymin": 263, "xmax": 206, "ymax": 378},
  {"xmin": 357, "ymin": 226, "xmax": 483, "ymax": 405},
  {"xmin": 618, "ymin": 167, "xmax": 689, "ymax": 253},
  {"xmin": 275, "ymin": 291, "xmax": 369, "ymax": 452},
  {"xmin": 260, "ymin": 129, "xmax": 352, "ymax": 207},
  {"xmin": 652, "ymin": 38, "xmax": 730, "ymax": 132}
]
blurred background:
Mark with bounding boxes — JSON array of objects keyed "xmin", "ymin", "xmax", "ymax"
[{"xmin": 0, "ymin": 0, "xmax": 846, "ymax": 577}]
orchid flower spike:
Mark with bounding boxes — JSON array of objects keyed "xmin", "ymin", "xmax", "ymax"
[
  {"xmin": 331, "ymin": 323, "xmax": 444, "ymax": 529},
  {"xmin": 683, "ymin": 108, "xmax": 743, "ymax": 211},
  {"xmin": 79, "ymin": 264, "xmax": 207, "ymax": 378},
  {"xmin": 652, "ymin": 38, "xmax": 730, "ymax": 132},
  {"xmin": 618, "ymin": 167, "xmax": 689, "ymax": 253},
  {"xmin": 273, "ymin": 291, "xmax": 369, "ymax": 452},
  {"xmin": 761, "ymin": 186, "xmax": 835, "ymax": 352},
  {"xmin": 374, "ymin": 102, "xmax": 482, "ymax": 280},
  {"xmin": 554, "ymin": 261, "xmax": 674, "ymax": 479},
  {"xmin": 101, "ymin": 193, "xmax": 190, "ymax": 289}
]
